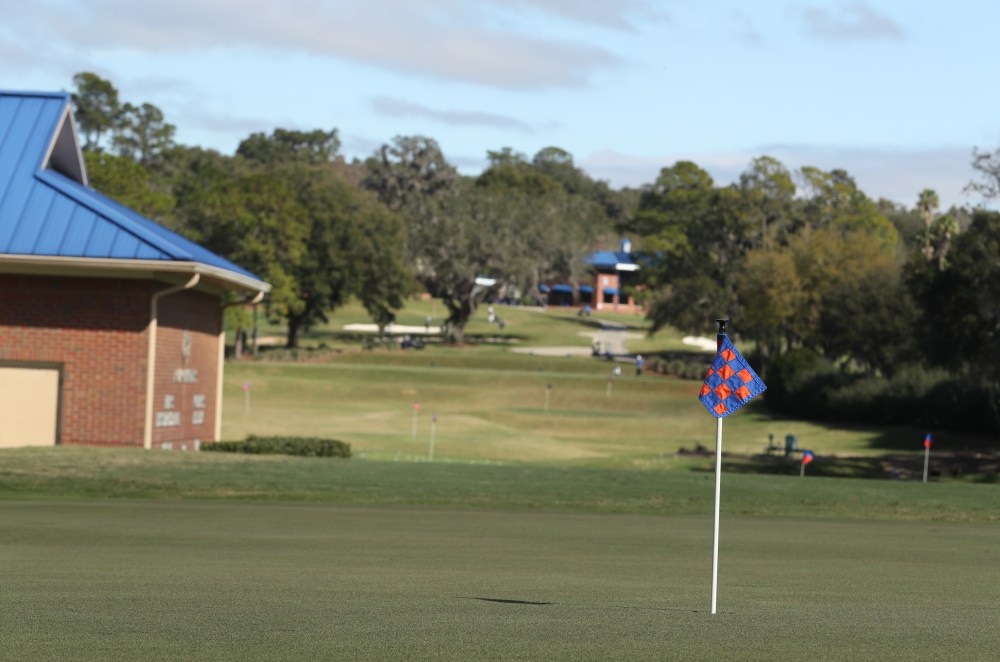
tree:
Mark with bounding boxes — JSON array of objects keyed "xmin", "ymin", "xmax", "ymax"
[
  {"xmin": 628, "ymin": 161, "xmax": 714, "ymax": 287},
  {"xmin": 734, "ymin": 247, "xmax": 805, "ymax": 376},
  {"xmin": 916, "ymin": 188, "xmax": 939, "ymax": 258},
  {"xmin": 364, "ymin": 138, "xmax": 611, "ymax": 341},
  {"xmin": 477, "ymin": 155, "xmax": 608, "ymax": 308},
  {"xmin": 237, "ymin": 128, "xmax": 341, "ymax": 165},
  {"xmin": 787, "ymin": 226, "xmax": 900, "ymax": 351},
  {"xmin": 363, "ymin": 136, "xmax": 457, "ymax": 215},
  {"xmin": 967, "ymin": 147, "xmax": 1000, "ymax": 200},
  {"xmin": 907, "ymin": 210, "xmax": 1000, "ymax": 430},
  {"xmin": 798, "ymin": 166, "xmax": 899, "ymax": 248},
  {"xmin": 113, "ymin": 102, "xmax": 176, "ymax": 166},
  {"xmin": 817, "ymin": 266, "xmax": 919, "ymax": 377},
  {"xmin": 630, "ymin": 162, "xmax": 756, "ymax": 334},
  {"xmin": 287, "ymin": 165, "xmax": 409, "ymax": 345},
  {"xmin": 738, "ymin": 155, "xmax": 796, "ymax": 245},
  {"xmin": 175, "ymin": 129, "xmax": 410, "ymax": 348},
  {"xmin": 908, "ymin": 210, "xmax": 1000, "ymax": 372},
  {"xmin": 878, "ymin": 197, "xmax": 923, "ymax": 251},
  {"xmin": 84, "ymin": 151, "xmax": 175, "ymax": 222},
  {"xmin": 70, "ymin": 72, "xmax": 121, "ymax": 152},
  {"xmin": 174, "ymin": 158, "xmax": 308, "ymax": 340}
]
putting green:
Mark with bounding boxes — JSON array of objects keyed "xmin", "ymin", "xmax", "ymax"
[{"xmin": 1, "ymin": 501, "xmax": 997, "ymax": 660}]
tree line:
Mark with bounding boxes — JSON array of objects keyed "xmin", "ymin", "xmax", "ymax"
[{"xmin": 69, "ymin": 73, "xmax": 1000, "ymax": 435}]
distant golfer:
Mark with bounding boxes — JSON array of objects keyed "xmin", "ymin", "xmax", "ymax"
[{"xmin": 635, "ymin": 354, "xmax": 644, "ymax": 376}]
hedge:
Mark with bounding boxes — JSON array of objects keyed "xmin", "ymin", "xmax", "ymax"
[
  {"xmin": 203, "ymin": 435, "xmax": 351, "ymax": 458},
  {"xmin": 766, "ymin": 348, "xmax": 997, "ymax": 435}
]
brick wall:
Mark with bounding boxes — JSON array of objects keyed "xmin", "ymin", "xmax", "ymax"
[
  {"xmin": 0, "ymin": 274, "xmax": 224, "ymax": 449},
  {"xmin": 151, "ymin": 289, "xmax": 222, "ymax": 449},
  {"xmin": 0, "ymin": 274, "xmax": 153, "ymax": 447}
]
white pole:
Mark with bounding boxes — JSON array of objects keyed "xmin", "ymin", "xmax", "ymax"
[
  {"xmin": 428, "ymin": 415, "xmax": 437, "ymax": 462},
  {"xmin": 923, "ymin": 445, "xmax": 930, "ymax": 483},
  {"xmin": 800, "ymin": 460, "xmax": 806, "ymax": 478},
  {"xmin": 711, "ymin": 415, "xmax": 723, "ymax": 615}
]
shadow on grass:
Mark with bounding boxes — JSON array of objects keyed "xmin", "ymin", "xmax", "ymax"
[
  {"xmin": 759, "ymin": 411, "xmax": 997, "ymax": 454},
  {"xmin": 461, "ymin": 597, "xmax": 703, "ymax": 613},
  {"xmin": 550, "ymin": 314, "xmax": 646, "ymax": 333}
]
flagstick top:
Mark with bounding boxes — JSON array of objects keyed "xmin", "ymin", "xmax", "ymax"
[{"xmin": 715, "ymin": 318, "xmax": 729, "ymax": 335}]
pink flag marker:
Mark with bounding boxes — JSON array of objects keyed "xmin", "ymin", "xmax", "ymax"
[{"xmin": 923, "ymin": 434, "xmax": 932, "ymax": 483}]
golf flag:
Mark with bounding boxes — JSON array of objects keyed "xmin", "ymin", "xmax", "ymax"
[
  {"xmin": 699, "ymin": 334, "xmax": 767, "ymax": 417},
  {"xmin": 922, "ymin": 433, "xmax": 932, "ymax": 483},
  {"xmin": 700, "ymin": 321, "xmax": 767, "ymax": 615},
  {"xmin": 802, "ymin": 450, "xmax": 815, "ymax": 465}
]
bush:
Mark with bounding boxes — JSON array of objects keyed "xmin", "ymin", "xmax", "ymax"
[
  {"xmin": 646, "ymin": 352, "xmax": 712, "ymax": 380},
  {"xmin": 203, "ymin": 435, "xmax": 351, "ymax": 458},
  {"xmin": 254, "ymin": 345, "xmax": 339, "ymax": 362},
  {"xmin": 767, "ymin": 351, "xmax": 997, "ymax": 435}
]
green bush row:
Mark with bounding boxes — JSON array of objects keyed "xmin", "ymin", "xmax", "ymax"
[
  {"xmin": 766, "ymin": 348, "xmax": 996, "ymax": 435},
  {"xmin": 646, "ymin": 353, "xmax": 712, "ymax": 380},
  {"xmin": 203, "ymin": 435, "xmax": 352, "ymax": 458}
]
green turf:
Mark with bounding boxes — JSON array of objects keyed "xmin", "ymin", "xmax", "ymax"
[
  {"xmin": 2, "ymin": 500, "xmax": 998, "ymax": 660},
  {"xmin": 3, "ymin": 301, "xmax": 996, "ymax": 659},
  {"xmin": 2, "ymin": 448, "xmax": 998, "ymax": 521},
  {"xmin": 219, "ymin": 352, "xmax": 992, "ymax": 470}
]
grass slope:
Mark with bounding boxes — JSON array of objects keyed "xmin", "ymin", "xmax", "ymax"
[{"xmin": 2, "ymin": 448, "xmax": 998, "ymax": 521}]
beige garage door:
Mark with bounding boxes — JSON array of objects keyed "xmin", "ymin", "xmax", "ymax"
[{"xmin": 0, "ymin": 366, "xmax": 60, "ymax": 447}]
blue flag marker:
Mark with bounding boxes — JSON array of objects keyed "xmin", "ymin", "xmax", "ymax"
[
  {"xmin": 699, "ymin": 335, "xmax": 767, "ymax": 417},
  {"xmin": 700, "ymin": 319, "xmax": 767, "ymax": 616}
]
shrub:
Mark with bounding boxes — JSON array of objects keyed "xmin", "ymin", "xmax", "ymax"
[
  {"xmin": 203, "ymin": 435, "xmax": 351, "ymax": 458},
  {"xmin": 646, "ymin": 352, "xmax": 712, "ymax": 380},
  {"xmin": 768, "ymin": 352, "xmax": 997, "ymax": 435}
]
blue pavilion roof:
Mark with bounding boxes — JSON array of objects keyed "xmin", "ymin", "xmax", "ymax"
[
  {"xmin": 586, "ymin": 250, "xmax": 638, "ymax": 272},
  {"xmin": 0, "ymin": 90, "xmax": 268, "ymax": 292}
]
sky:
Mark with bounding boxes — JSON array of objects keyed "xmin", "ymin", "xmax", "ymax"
[{"xmin": 2, "ymin": 0, "xmax": 998, "ymax": 209}]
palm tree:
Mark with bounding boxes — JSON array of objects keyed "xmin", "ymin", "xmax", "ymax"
[{"xmin": 916, "ymin": 189, "xmax": 939, "ymax": 259}]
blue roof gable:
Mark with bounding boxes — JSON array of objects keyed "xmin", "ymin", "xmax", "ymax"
[
  {"xmin": 0, "ymin": 90, "xmax": 268, "ymax": 291},
  {"xmin": 586, "ymin": 250, "xmax": 638, "ymax": 272}
]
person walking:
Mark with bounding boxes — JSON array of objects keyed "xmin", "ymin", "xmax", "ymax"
[{"xmin": 635, "ymin": 354, "xmax": 644, "ymax": 376}]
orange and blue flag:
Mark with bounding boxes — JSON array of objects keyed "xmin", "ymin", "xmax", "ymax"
[
  {"xmin": 699, "ymin": 334, "xmax": 767, "ymax": 418},
  {"xmin": 802, "ymin": 450, "xmax": 815, "ymax": 465},
  {"xmin": 924, "ymin": 433, "xmax": 932, "ymax": 449}
]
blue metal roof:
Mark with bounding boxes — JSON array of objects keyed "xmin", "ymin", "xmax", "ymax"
[
  {"xmin": 0, "ymin": 90, "xmax": 267, "ymax": 289},
  {"xmin": 586, "ymin": 250, "xmax": 637, "ymax": 271}
]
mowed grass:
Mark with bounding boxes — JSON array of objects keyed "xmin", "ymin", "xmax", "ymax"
[
  {"xmin": 220, "ymin": 348, "xmax": 984, "ymax": 466},
  {"xmin": 2, "ymin": 449, "xmax": 999, "ymax": 659},
  {"xmin": 1, "ymin": 496, "xmax": 998, "ymax": 660},
  {"xmin": 3, "ymin": 302, "xmax": 998, "ymax": 659}
]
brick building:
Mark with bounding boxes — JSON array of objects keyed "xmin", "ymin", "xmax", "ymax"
[
  {"xmin": 0, "ymin": 90, "xmax": 269, "ymax": 449},
  {"xmin": 541, "ymin": 239, "xmax": 641, "ymax": 313}
]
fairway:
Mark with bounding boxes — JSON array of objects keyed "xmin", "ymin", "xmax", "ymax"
[
  {"xmin": 2, "ymin": 500, "xmax": 998, "ymax": 660},
  {"xmin": 3, "ymin": 304, "xmax": 998, "ymax": 660}
]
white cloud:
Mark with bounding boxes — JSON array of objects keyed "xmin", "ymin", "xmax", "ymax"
[
  {"xmin": 0, "ymin": 0, "xmax": 655, "ymax": 89},
  {"xmin": 580, "ymin": 145, "xmax": 979, "ymax": 209},
  {"xmin": 799, "ymin": 1, "xmax": 904, "ymax": 40},
  {"xmin": 370, "ymin": 96, "xmax": 537, "ymax": 132}
]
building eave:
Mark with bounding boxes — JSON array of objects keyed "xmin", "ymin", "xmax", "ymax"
[{"xmin": 0, "ymin": 254, "xmax": 272, "ymax": 294}]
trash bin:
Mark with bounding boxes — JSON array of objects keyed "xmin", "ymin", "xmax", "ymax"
[{"xmin": 784, "ymin": 435, "xmax": 797, "ymax": 456}]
